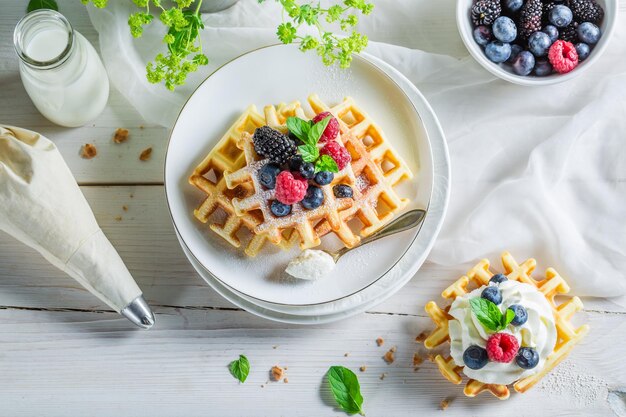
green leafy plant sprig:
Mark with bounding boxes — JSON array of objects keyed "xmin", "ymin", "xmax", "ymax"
[
  {"xmin": 260, "ymin": 0, "xmax": 374, "ymax": 69},
  {"xmin": 80, "ymin": 0, "xmax": 374, "ymax": 91},
  {"xmin": 82, "ymin": 0, "xmax": 209, "ymax": 91},
  {"xmin": 228, "ymin": 354, "xmax": 250, "ymax": 383}
]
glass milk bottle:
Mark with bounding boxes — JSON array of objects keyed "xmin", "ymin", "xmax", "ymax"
[{"xmin": 13, "ymin": 10, "xmax": 109, "ymax": 127}]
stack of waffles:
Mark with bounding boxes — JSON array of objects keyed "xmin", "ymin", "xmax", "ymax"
[{"xmin": 189, "ymin": 95, "xmax": 413, "ymax": 256}]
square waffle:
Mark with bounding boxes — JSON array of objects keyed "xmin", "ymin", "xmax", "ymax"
[
  {"xmin": 190, "ymin": 95, "xmax": 414, "ymax": 256},
  {"xmin": 423, "ymin": 251, "xmax": 589, "ymax": 400}
]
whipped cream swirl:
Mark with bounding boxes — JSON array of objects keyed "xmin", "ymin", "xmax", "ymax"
[{"xmin": 448, "ymin": 280, "xmax": 557, "ymax": 385}]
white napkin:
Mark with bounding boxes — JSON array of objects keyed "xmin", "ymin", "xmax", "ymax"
[
  {"xmin": 0, "ymin": 125, "xmax": 142, "ymax": 312},
  {"xmin": 86, "ymin": 0, "xmax": 626, "ymax": 301}
]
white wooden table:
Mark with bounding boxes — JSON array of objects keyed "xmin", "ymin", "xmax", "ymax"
[{"xmin": 1, "ymin": 1, "xmax": 625, "ymax": 416}]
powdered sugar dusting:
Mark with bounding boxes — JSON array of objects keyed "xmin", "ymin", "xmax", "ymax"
[{"xmin": 538, "ymin": 360, "xmax": 608, "ymax": 407}]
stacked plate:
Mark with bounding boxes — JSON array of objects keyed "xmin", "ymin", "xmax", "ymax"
[{"xmin": 165, "ymin": 45, "xmax": 450, "ymax": 324}]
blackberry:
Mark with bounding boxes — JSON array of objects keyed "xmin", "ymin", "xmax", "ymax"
[
  {"xmin": 471, "ymin": 0, "xmax": 501, "ymax": 26},
  {"xmin": 569, "ymin": 0, "xmax": 604, "ymax": 24},
  {"xmin": 252, "ymin": 126, "xmax": 296, "ymax": 165},
  {"xmin": 559, "ymin": 21, "xmax": 579, "ymax": 42},
  {"xmin": 519, "ymin": 0, "xmax": 543, "ymax": 40}
]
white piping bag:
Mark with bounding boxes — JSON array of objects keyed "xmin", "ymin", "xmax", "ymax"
[{"xmin": 0, "ymin": 125, "xmax": 154, "ymax": 328}]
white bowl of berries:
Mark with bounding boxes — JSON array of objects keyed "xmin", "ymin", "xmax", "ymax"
[{"xmin": 457, "ymin": 0, "xmax": 618, "ymax": 85}]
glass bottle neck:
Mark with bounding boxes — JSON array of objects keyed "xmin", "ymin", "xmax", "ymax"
[{"xmin": 14, "ymin": 9, "xmax": 75, "ymax": 70}]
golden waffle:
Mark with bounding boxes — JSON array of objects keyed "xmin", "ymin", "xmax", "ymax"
[
  {"xmin": 189, "ymin": 103, "xmax": 302, "ymax": 256},
  {"xmin": 307, "ymin": 94, "xmax": 414, "ymax": 246},
  {"xmin": 423, "ymin": 251, "xmax": 589, "ymax": 400}
]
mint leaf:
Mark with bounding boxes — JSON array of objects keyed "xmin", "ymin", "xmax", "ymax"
[
  {"xmin": 308, "ymin": 116, "xmax": 331, "ymax": 145},
  {"xmin": 502, "ymin": 308, "xmax": 515, "ymax": 328},
  {"xmin": 27, "ymin": 0, "xmax": 58, "ymax": 12},
  {"xmin": 470, "ymin": 298, "xmax": 502, "ymax": 332},
  {"xmin": 299, "ymin": 144, "xmax": 319, "ymax": 163},
  {"xmin": 287, "ymin": 117, "xmax": 311, "ymax": 144},
  {"xmin": 327, "ymin": 366, "xmax": 364, "ymax": 415},
  {"xmin": 315, "ymin": 154, "xmax": 339, "ymax": 173},
  {"xmin": 228, "ymin": 355, "xmax": 250, "ymax": 383}
]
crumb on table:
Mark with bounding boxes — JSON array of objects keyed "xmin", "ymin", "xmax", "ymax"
[
  {"xmin": 113, "ymin": 128, "xmax": 129, "ymax": 144},
  {"xmin": 122, "ymin": 205, "xmax": 128, "ymax": 212},
  {"xmin": 415, "ymin": 331, "xmax": 429, "ymax": 343},
  {"xmin": 283, "ymin": 378, "xmax": 288, "ymax": 384},
  {"xmin": 380, "ymin": 373, "xmax": 387, "ymax": 380},
  {"xmin": 440, "ymin": 398, "xmax": 451, "ymax": 410},
  {"xmin": 359, "ymin": 366, "xmax": 366, "ymax": 372},
  {"xmin": 413, "ymin": 353, "xmax": 424, "ymax": 367},
  {"xmin": 383, "ymin": 346, "xmax": 396, "ymax": 364},
  {"xmin": 114, "ymin": 216, "xmax": 122, "ymax": 221},
  {"xmin": 376, "ymin": 337, "xmax": 384, "ymax": 347},
  {"xmin": 344, "ymin": 353, "xmax": 350, "ymax": 357},
  {"xmin": 139, "ymin": 147, "xmax": 153, "ymax": 161},
  {"xmin": 80, "ymin": 143, "xmax": 97, "ymax": 159},
  {"xmin": 270, "ymin": 366, "xmax": 284, "ymax": 381}
]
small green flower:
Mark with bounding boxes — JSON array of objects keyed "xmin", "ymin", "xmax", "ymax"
[{"xmin": 276, "ymin": 22, "xmax": 297, "ymax": 44}]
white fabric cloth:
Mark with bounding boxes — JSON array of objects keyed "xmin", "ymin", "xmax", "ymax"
[
  {"xmin": 86, "ymin": 0, "xmax": 626, "ymax": 302},
  {"xmin": 0, "ymin": 126, "xmax": 142, "ymax": 312}
]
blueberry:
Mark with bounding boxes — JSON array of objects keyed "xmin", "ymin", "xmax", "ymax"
[
  {"xmin": 463, "ymin": 345, "xmax": 489, "ymax": 370},
  {"xmin": 549, "ymin": 5, "xmax": 573, "ymax": 28},
  {"xmin": 528, "ymin": 31, "xmax": 552, "ymax": 57},
  {"xmin": 258, "ymin": 163, "xmax": 281, "ymax": 189},
  {"xmin": 489, "ymin": 273, "xmax": 508, "ymax": 284},
  {"xmin": 485, "ymin": 41, "xmax": 512, "ymax": 63},
  {"xmin": 505, "ymin": 44, "xmax": 524, "ymax": 64},
  {"xmin": 516, "ymin": 347, "xmax": 539, "ymax": 369},
  {"xmin": 509, "ymin": 304, "xmax": 528, "ymax": 326},
  {"xmin": 301, "ymin": 186, "xmax": 324, "ymax": 209},
  {"xmin": 473, "ymin": 25, "xmax": 492, "ymax": 47},
  {"xmin": 298, "ymin": 162, "xmax": 315, "ymax": 179},
  {"xmin": 534, "ymin": 58, "xmax": 553, "ymax": 76},
  {"xmin": 542, "ymin": 25, "xmax": 559, "ymax": 44},
  {"xmin": 481, "ymin": 286, "xmax": 502, "ymax": 305},
  {"xmin": 504, "ymin": 0, "xmax": 523, "ymax": 12},
  {"xmin": 333, "ymin": 184, "xmax": 353, "ymax": 198},
  {"xmin": 270, "ymin": 200, "xmax": 291, "ymax": 217},
  {"xmin": 577, "ymin": 22, "xmax": 601, "ymax": 45},
  {"xmin": 288, "ymin": 155, "xmax": 303, "ymax": 171},
  {"xmin": 314, "ymin": 171, "xmax": 334, "ymax": 186},
  {"xmin": 493, "ymin": 17, "xmax": 517, "ymax": 43},
  {"xmin": 576, "ymin": 43, "xmax": 591, "ymax": 60},
  {"xmin": 512, "ymin": 51, "xmax": 535, "ymax": 76}
]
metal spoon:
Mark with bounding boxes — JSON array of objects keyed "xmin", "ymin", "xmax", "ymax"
[{"xmin": 326, "ymin": 208, "xmax": 427, "ymax": 263}]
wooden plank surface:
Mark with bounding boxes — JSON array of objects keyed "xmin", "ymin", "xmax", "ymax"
[{"xmin": 0, "ymin": 0, "xmax": 625, "ymax": 416}]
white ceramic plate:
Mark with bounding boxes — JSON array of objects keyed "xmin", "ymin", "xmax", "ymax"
[
  {"xmin": 173, "ymin": 50, "xmax": 450, "ymax": 323},
  {"xmin": 165, "ymin": 44, "xmax": 434, "ymax": 306}
]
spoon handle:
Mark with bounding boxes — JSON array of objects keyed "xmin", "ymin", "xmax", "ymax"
[{"xmin": 335, "ymin": 209, "xmax": 427, "ymax": 259}]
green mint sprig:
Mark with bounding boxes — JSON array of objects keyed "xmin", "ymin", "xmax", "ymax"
[
  {"xmin": 261, "ymin": 0, "xmax": 374, "ymax": 68},
  {"xmin": 27, "ymin": 0, "xmax": 58, "ymax": 12},
  {"xmin": 470, "ymin": 298, "xmax": 515, "ymax": 332},
  {"xmin": 286, "ymin": 115, "xmax": 339, "ymax": 173},
  {"xmin": 327, "ymin": 366, "xmax": 364, "ymax": 416},
  {"xmin": 228, "ymin": 354, "xmax": 250, "ymax": 383}
]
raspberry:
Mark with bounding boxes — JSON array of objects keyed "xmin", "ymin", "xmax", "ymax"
[
  {"xmin": 548, "ymin": 40, "xmax": 579, "ymax": 74},
  {"xmin": 486, "ymin": 333, "xmax": 519, "ymax": 363},
  {"xmin": 274, "ymin": 171, "xmax": 308, "ymax": 205},
  {"xmin": 312, "ymin": 112, "xmax": 340, "ymax": 142},
  {"xmin": 320, "ymin": 141, "xmax": 351, "ymax": 170}
]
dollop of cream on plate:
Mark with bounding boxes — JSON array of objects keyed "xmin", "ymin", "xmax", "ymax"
[{"xmin": 285, "ymin": 249, "xmax": 335, "ymax": 280}]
